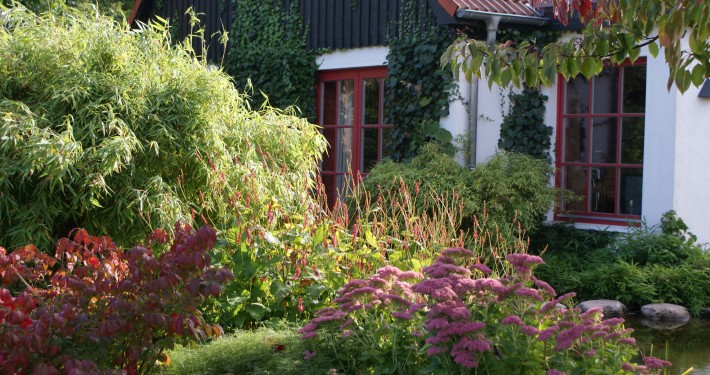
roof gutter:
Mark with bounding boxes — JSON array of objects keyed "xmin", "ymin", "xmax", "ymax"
[{"xmin": 455, "ymin": 9, "xmax": 548, "ymax": 26}]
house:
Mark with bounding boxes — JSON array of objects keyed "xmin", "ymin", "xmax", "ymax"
[{"xmin": 129, "ymin": 0, "xmax": 710, "ymax": 243}]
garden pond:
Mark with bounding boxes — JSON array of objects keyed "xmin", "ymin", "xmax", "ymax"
[{"xmin": 626, "ymin": 315, "xmax": 710, "ymax": 374}]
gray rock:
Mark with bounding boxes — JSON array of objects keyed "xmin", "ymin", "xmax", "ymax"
[
  {"xmin": 701, "ymin": 307, "xmax": 710, "ymax": 320},
  {"xmin": 640, "ymin": 303, "xmax": 690, "ymax": 322},
  {"xmin": 576, "ymin": 300, "xmax": 627, "ymax": 318},
  {"xmin": 640, "ymin": 318, "xmax": 688, "ymax": 330}
]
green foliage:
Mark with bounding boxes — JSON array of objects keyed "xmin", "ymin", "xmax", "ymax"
[
  {"xmin": 206, "ymin": 173, "xmax": 469, "ymax": 330},
  {"xmin": 162, "ymin": 327, "xmax": 335, "ymax": 375},
  {"xmin": 443, "ymin": 0, "xmax": 709, "ymax": 92},
  {"xmin": 498, "ymin": 86, "xmax": 552, "ymax": 160},
  {"xmin": 537, "ymin": 214, "xmax": 710, "ymax": 315},
  {"xmin": 384, "ymin": 2, "xmax": 456, "ymax": 161},
  {"xmin": 225, "ymin": 0, "xmax": 317, "ymax": 120},
  {"xmin": 0, "ymin": 7, "xmax": 325, "ymax": 249},
  {"xmin": 361, "ymin": 145, "xmax": 556, "ymax": 234}
]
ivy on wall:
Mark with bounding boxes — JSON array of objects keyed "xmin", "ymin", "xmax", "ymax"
[
  {"xmin": 498, "ymin": 87, "xmax": 552, "ymax": 160},
  {"xmin": 225, "ymin": 0, "xmax": 317, "ymax": 119},
  {"xmin": 384, "ymin": 1, "xmax": 456, "ymax": 161},
  {"xmin": 496, "ymin": 28, "xmax": 557, "ymax": 160}
]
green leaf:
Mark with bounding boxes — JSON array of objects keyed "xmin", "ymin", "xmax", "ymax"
[
  {"xmin": 245, "ymin": 303, "xmax": 269, "ymax": 321},
  {"xmin": 691, "ymin": 64, "xmax": 705, "ymax": 87},
  {"xmin": 419, "ymin": 97, "xmax": 432, "ymax": 107},
  {"xmin": 90, "ymin": 198, "xmax": 103, "ymax": 208},
  {"xmin": 580, "ymin": 58, "xmax": 597, "ymax": 79},
  {"xmin": 648, "ymin": 41, "xmax": 659, "ymax": 58}
]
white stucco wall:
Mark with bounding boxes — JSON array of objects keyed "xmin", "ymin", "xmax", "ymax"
[
  {"xmin": 671, "ymin": 79, "xmax": 710, "ymax": 244},
  {"xmin": 316, "ymin": 46, "xmax": 389, "ymax": 70}
]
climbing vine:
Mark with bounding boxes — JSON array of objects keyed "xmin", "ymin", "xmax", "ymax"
[
  {"xmin": 384, "ymin": 1, "xmax": 456, "ymax": 161},
  {"xmin": 496, "ymin": 28, "xmax": 558, "ymax": 160},
  {"xmin": 498, "ymin": 86, "xmax": 552, "ymax": 160},
  {"xmin": 225, "ymin": 0, "xmax": 317, "ymax": 119}
]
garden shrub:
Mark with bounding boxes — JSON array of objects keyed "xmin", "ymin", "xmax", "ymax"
[
  {"xmin": 0, "ymin": 6, "xmax": 325, "ymax": 249},
  {"xmin": 0, "ymin": 224, "xmax": 233, "ymax": 374},
  {"xmin": 360, "ymin": 145, "xmax": 555, "ymax": 234},
  {"xmin": 300, "ymin": 248, "xmax": 671, "ymax": 374},
  {"xmin": 537, "ymin": 215, "xmax": 710, "ymax": 315}
]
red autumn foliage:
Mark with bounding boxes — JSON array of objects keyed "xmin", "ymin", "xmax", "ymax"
[{"xmin": 0, "ymin": 223, "xmax": 234, "ymax": 374}]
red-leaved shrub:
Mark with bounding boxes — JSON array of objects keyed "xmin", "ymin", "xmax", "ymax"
[{"xmin": 0, "ymin": 224, "xmax": 233, "ymax": 374}]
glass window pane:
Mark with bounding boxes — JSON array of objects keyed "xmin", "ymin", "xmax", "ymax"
[
  {"xmin": 338, "ymin": 80, "xmax": 354, "ymax": 125},
  {"xmin": 321, "ymin": 127, "xmax": 337, "ymax": 172},
  {"xmin": 336, "ymin": 128, "xmax": 352, "ymax": 173},
  {"xmin": 564, "ymin": 118, "xmax": 588, "ymax": 162},
  {"xmin": 620, "ymin": 168, "xmax": 643, "ymax": 215},
  {"xmin": 590, "ymin": 167, "xmax": 616, "ymax": 213},
  {"xmin": 593, "ymin": 67, "xmax": 619, "ymax": 114},
  {"xmin": 562, "ymin": 166, "xmax": 587, "ymax": 212},
  {"xmin": 363, "ymin": 79, "xmax": 380, "ymax": 124},
  {"xmin": 591, "ymin": 117, "xmax": 617, "ymax": 163},
  {"xmin": 621, "ymin": 117, "xmax": 644, "ymax": 164},
  {"xmin": 322, "ymin": 81, "xmax": 337, "ymax": 125},
  {"xmin": 361, "ymin": 128, "xmax": 379, "ymax": 172},
  {"xmin": 565, "ymin": 77, "xmax": 590, "ymax": 114},
  {"xmin": 622, "ymin": 66, "xmax": 647, "ymax": 113}
]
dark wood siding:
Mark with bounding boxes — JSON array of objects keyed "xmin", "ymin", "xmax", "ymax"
[{"xmin": 149, "ymin": 0, "xmax": 433, "ymax": 61}]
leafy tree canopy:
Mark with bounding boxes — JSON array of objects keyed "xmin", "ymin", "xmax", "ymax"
[{"xmin": 443, "ymin": 0, "xmax": 709, "ymax": 92}]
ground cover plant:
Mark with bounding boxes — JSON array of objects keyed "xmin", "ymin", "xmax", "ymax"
[
  {"xmin": 536, "ymin": 212, "xmax": 710, "ymax": 314},
  {"xmin": 299, "ymin": 248, "xmax": 672, "ymax": 374},
  {"xmin": 0, "ymin": 224, "xmax": 233, "ymax": 374},
  {"xmin": 0, "ymin": 5, "xmax": 325, "ymax": 250}
]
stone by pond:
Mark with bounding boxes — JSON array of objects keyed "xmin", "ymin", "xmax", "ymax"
[{"xmin": 576, "ymin": 299, "xmax": 627, "ymax": 317}]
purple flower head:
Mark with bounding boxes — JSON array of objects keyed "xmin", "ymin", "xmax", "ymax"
[
  {"xmin": 547, "ymin": 370, "xmax": 566, "ymax": 375},
  {"xmin": 618, "ymin": 337, "xmax": 636, "ymax": 345},
  {"xmin": 501, "ymin": 315, "xmax": 524, "ymax": 326},
  {"xmin": 521, "ymin": 325, "xmax": 540, "ymax": 336},
  {"xmin": 453, "ymin": 337, "xmax": 492, "ymax": 353},
  {"xmin": 602, "ymin": 317, "xmax": 625, "ymax": 327},
  {"xmin": 473, "ymin": 278, "xmax": 503, "ymax": 292},
  {"xmin": 340, "ymin": 318, "xmax": 353, "ymax": 330},
  {"xmin": 515, "ymin": 287, "xmax": 543, "ymax": 301},
  {"xmin": 341, "ymin": 330, "xmax": 353, "ymax": 339},
  {"xmin": 534, "ymin": 279, "xmax": 556, "ymax": 296},
  {"xmin": 399, "ymin": 270, "xmax": 424, "ymax": 282},
  {"xmin": 621, "ymin": 363, "xmax": 635, "ymax": 371},
  {"xmin": 537, "ymin": 326, "xmax": 559, "ymax": 341},
  {"xmin": 430, "ymin": 300, "xmax": 471, "ymax": 320},
  {"xmin": 298, "ymin": 322, "xmax": 318, "ymax": 334},
  {"xmin": 556, "ymin": 292, "xmax": 576, "ymax": 304},
  {"xmin": 506, "ymin": 253, "xmax": 544, "ymax": 270},
  {"xmin": 425, "ymin": 318, "xmax": 449, "ymax": 331},
  {"xmin": 376, "ymin": 265, "xmax": 403, "ymax": 279},
  {"xmin": 470, "ymin": 263, "xmax": 492, "ymax": 274},
  {"xmin": 431, "ymin": 286, "xmax": 458, "ymax": 301},
  {"xmin": 584, "ymin": 349, "xmax": 597, "ymax": 358},
  {"xmin": 423, "ymin": 262, "xmax": 471, "ymax": 278},
  {"xmin": 553, "ymin": 325, "xmax": 585, "ymax": 351},
  {"xmin": 442, "ymin": 247, "xmax": 475, "ymax": 258},
  {"xmin": 413, "ymin": 278, "xmax": 451, "ymax": 295},
  {"xmin": 643, "ymin": 357, "xmax": 672, "ymax": 370}
]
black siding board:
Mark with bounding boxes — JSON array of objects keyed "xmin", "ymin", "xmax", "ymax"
[
  {"xmin": 379, "ymin": 0, "xmax": 387, "ymax": 43},
  {"xmin": 343, "ymin": 0, "xmax": 352, "ymax": 48},
  {"xmin": 352, "ymin": 0, "xmax": 360, "ymax": 47},
  {"xmin": 318, "ymin": 0, "xmax": 326, "ymax": 49},
  {"xmin": 334, "ymin": 0, "xmax": 343, "ymax": 49},
  {"xmin": 326, "ymin": 0, "xmax": 334, "ymax": 49},
  {"xmin": 370, "ymin": 0, "xmax": 379, "ymax": 44},
  {"xmin": 360, "ymin": 0, "xmax": 369, "ymax": 46}
]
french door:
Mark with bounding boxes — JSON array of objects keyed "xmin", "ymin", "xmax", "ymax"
[{"xmin": 316, "ymin": 66, "xmax": 391, "ymax": 207}]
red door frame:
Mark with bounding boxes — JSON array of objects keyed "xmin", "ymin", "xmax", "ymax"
[{"xmin": 316, "ymin": 66, "xmax": 388, "ymax": 205}]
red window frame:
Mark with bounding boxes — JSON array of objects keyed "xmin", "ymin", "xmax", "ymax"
[
  {"xmin": 555, "ymin": 58, "xmax": 646, "ymax": 225},
  {"xmin": 316, "ymin": 66, "xmax": 391, "ymax": 207}
]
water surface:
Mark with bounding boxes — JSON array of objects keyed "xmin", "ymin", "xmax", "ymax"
[{"xmin": 626, "ymin": 315, "xmax": 710, "ymax": 375}]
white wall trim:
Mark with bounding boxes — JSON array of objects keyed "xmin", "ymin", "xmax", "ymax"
[{"xmin": 316, "ymin": 47, "xmax": 389, "ymax": 71}]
